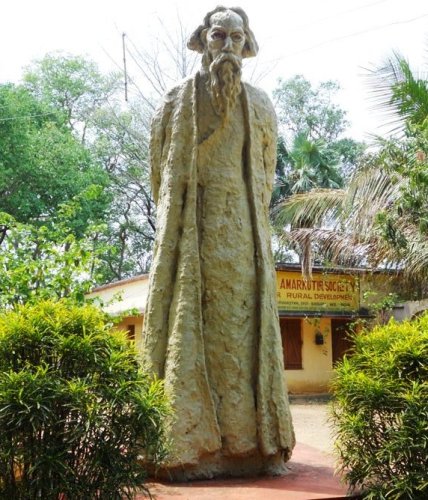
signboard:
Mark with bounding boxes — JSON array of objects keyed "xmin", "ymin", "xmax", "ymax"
[{"xmin": 276, "ymin": 271, "xmax": 359, "ymax": 314}]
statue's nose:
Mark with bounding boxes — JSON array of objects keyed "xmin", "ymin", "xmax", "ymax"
[{"xmin": 223, "ymin": 37, "xmax": 233, "ymax": 51}]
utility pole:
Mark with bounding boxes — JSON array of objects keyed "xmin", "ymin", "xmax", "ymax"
[{"xmin": 122, "ymin": 32, "xmax": 128, "ymax": 102}]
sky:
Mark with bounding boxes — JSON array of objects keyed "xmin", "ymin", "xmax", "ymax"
[{"xmin": 1, "ymin": 0, "xmax": 427, "ymax": 140}]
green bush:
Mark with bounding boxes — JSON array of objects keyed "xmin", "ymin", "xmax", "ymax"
[
  {"xmin": 0, "ymin": 300, "xmax": 168, "ymax": 499},
  {"xmin": 331, "ymin": 313, "xmax": 428, "ymax": 499}
]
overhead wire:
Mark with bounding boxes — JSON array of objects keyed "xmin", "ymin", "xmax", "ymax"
[
  {"xmin": 3, "ymin": 2, "xmax": 423, "ymax": 120},
  {"xmin": 265, "ymin": 11, "xmax": 428, "ymax": 67},
  {"xmin": 0, "ymin": 111, "xmax": 58, "ymax": 122},
  {"xmin": 280, "ymin": 0, "xmax": 393, "ymax": 34}
]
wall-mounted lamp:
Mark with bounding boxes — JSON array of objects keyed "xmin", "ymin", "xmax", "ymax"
[{"xmin": 315, "ymin": 331, "xmax": 324, "ymax": 345}]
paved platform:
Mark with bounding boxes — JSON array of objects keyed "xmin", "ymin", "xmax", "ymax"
[{"xmin": 142, "ymin": 442, "xmax": 350, "ymax": 499}]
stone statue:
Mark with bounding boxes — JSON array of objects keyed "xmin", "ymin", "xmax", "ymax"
[{"xmin": 141, "ymin": 6, "xmax": 295, "ymax": 480}]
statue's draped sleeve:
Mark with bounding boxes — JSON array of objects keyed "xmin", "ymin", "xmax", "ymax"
[
  {"xmin": 244, "ymin": 83, "xmax": 295, "ymax": 457},
  {"xmin": 262, "ymin": 96, "xmax": 278, "ymax": 202},
  {"xmin": 149, "ymin": 91, "xmax": 176, "ymax": 205}
]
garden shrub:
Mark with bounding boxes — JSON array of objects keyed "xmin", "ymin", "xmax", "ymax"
[
  {"xmin": 0, "ymin": 300, "xmax": 168, "ymax": 499},
  {"xmin": 331, "ymin": 312, "xmax": 428, "ymax": 499}
]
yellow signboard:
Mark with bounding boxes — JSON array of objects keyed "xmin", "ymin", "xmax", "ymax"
[{"xmin": 276, "ymin": 271, "xmax": 359, "ymax": 313}]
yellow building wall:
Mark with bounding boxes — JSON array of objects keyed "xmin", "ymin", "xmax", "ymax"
[
  {"xmin": 116, "ymin": 314, "xmax": 334, "ymax": 394},
  {"xmin": 86, "ymin": 277, "xmax": 148, "ymax": 317},
  {"xmin": 87, "ymin": 269, "xmax": 400, "ymax": 395},
  {"xmin": 285, "ymin": 317, "xmax": 333, "ymax": 394},
  {"xmin": 86, "ymin": 274, "xmax": 148, "ymax": 351},
  {"xmin": 116, "ymin": 315, "xmax": 145, "ymax": 351}
]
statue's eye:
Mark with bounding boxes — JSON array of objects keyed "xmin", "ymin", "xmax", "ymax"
[
  {"xmin": 232, "ymin": 33, "xmax": 244, "ymax": 42},
  {"xmin": 211, "ymin": 31, "xmax": 225, "ymax": 40}
]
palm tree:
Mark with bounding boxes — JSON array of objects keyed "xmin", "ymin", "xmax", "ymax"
[
  {"xmin": 276, "ymin": 161, "xmax": 406, "ymax": 270},
  {"xmin": 271, "ymin": 132, "xmax": 343, "ymax": 211},
  {"xmin": 274, "ymin": 51, "xmax": 428, "ymax": 285},
  {"xmin": 368, "ymin": 51, "xmax": 428, "ymax": 134},
  {"xmin": 271, "ymin": 132, "xmax": 344, "ymax": 265},
  {"xmin": 286, "ymin": 132, "xmax": 343, "ymax": 193}
]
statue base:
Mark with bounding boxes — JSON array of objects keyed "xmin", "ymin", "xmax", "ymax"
[{"xmin": 149, "ymin": 450, "xmax": 290, "ymax": 482}]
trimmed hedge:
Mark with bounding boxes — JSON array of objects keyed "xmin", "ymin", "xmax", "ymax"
[
  {"xmin": 331, "ymin": 313, "xmax": 428, "ymax": 499},
  {"xmin": 0, "ymin": 300, "xmax": 168, "ymax": 499}
]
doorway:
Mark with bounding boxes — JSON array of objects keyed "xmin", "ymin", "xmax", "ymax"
[
  {"xmin": 331, "ymin": 319, "xmax": 354, "ymax": 365},
  {"xmin": 279, "ymin": 318, "xmax": 303, "ymax": 369}
]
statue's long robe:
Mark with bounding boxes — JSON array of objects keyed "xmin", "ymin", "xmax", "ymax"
[{"xmin": 142, "ymin": 72, "xmax": 295, "ymax": 469}]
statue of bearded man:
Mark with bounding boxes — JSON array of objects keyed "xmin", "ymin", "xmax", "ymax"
[{"xmin": 142, "ymin": 6, "xmax": 295, "ymax": 480}]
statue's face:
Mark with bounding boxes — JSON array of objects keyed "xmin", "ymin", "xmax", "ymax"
[{"xmin": 206, "ymin": 10, "xmax": 246, "ymax": 61}]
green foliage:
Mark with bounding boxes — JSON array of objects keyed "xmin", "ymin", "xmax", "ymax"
[
  {"xmin": 273, "ymin": 52, "xmax": 428, "ymax": 283},
  {"xmin": 0, "ymin": 300, "xmax": 168, "ymax": 499},
  {"xmin": 378, "ymin": 124, "xmax": 428, "ymax": 231},
  {"xmin": 271, "ymin": 75, "xmax": 365, "ymax": 225},
  {"xmin": 1, "ymin": 53, "xmax": 157, "ymax": 285},
  {"xmin": 0, "ymin": 194, "xmax": 105, "ymax": 308},
  {"xmin": 368, "ymin": 51, "xmax": 428, "ymax": 134},
  {"xmin": 88, "ymin": 104, "xmax": 156, "ymax": 281},
  {"xmin": 288, "ymin": 132, "xmax": 343, "ymax": 193},
  {"xmin": 331, "ymin": 314, "xmax": 428, "ymax": 499},
  {"xmin": 361, "ymin": 290, "xmax": 399, "ymax": 325},
  {"xmin": 361, "ymin": 52, "xmax": 428, "ymax": 278},
  {"xmin": 20, "ymin": 53, "xmax": 155, "ymax": 282},
  {"xmin": 23, "ymin": 53, "xmax": 120, "ymax": 134},
  {"xmin": 273, "ymin": 75, "xmax": 365, "ymax": 178},
  {"xmin": 0, "ymin": 83, "xmax": 110, "ymax": 229},
  {"xmin": 271, "ymin": 129, "xmax": 347, "ymax": 264},
  {"xmin": 273, "ymin": 75, "xmax": 348, "ymax": 142}
]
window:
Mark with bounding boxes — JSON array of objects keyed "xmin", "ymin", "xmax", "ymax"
[
  {"xmin": 280, "ymin": 318, "xmax": 303, "ymax": 370},
  {"xmin": 126, "ymin": 324, "xmax": 135, "ymax": 341}
]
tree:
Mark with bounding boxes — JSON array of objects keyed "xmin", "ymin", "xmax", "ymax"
[
  {"xmin": 274, "ymin": 131, "xmax": 343, "ymax": 197},
  {"xmin": 270, "ymin": 76, "xmax": 356, "ymax": 263},
  {"xmin": 271, "ymin": 75, "xmax": 365, "ymax": 254},
  {"xmin": 121, "ymin": 17, "xmax": 199, "ymax": 101},
  {"xmin": 0, "ymin": 83, "xmax": 110, "ymax": 231},
  {"xmin": 271, "ymin": 132, "xmax": 344, "ymax": 264},
  {"xmin": 273, "ymin": 75, "xmax": 348, "ymax": 142},
  {"xmin": 274, "ymin": 163, "xmax": 407, "ymax": 275},
  {"xmin": 272, "ymin": 75, "xmax": 365, "ymax": 193},
  {"xmin": 368, "ymin": 51, "xmax": 428, "ymax": 135},
  {"xmin": 274, "ymin": 52, "xmax": 428, "ymax": 288},
  {"xmin": 0, "ymin": 196, "xmax": 103, "ymax": 308},
  {"xmin": 17, "ymin": 54, "xmax": 156, "ymax": 282},
  {"xmin": 274, "ymin": 138, "xmax": 428, "ymax": 288},
  {"xmin": 23, "ymin": 53, "xmax": 120, "ymax": 141},
  {"xmin": 367, "ymin": 51, "xmax": 428, "ymax": 246},
  {"xmin": 88, "ymin": 103, "xmax": 156, "ymax": 281}
]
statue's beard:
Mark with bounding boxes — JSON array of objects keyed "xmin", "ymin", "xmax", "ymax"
[{"xmin": 208, "ymin": 53, "xmax": 242, "ymax": 119}]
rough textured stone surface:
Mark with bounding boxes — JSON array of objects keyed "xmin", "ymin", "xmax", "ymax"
[{"xmin": 141, "ymin": 6, "xmax": 295, "ymax": 480}]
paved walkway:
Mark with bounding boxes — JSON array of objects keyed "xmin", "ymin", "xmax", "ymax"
[{"xmin": 141, "ymin": 400, "xmax": 350, "ymax": 499}]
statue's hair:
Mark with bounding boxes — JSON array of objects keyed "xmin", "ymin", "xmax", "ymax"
[{"xmin": 188, "ymin": 6, "xmax": 258, "ymax": 58}]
